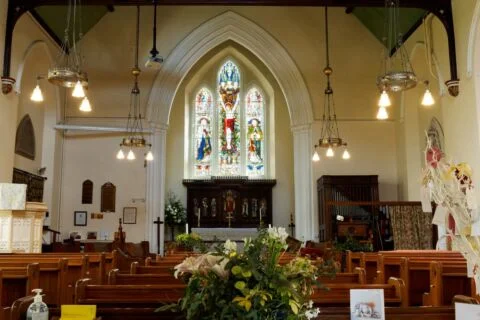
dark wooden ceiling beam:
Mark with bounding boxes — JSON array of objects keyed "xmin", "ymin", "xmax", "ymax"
[{"xmin": 1, "ymin": 0, "xmax": 459, "ymax": 97}]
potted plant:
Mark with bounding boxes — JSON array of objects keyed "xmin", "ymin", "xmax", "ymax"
[
  {"xmin": 160, "ymin": 227, "xmax": 325, "ymax": 319},
  {"xmin": 174, "ymin": 232, "xmax": 207, "ymax": 253},
  {"xmin": 164, "ymin": 192, "xmax": 187, "ymax": 241}
]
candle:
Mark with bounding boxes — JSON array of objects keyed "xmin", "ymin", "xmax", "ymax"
[{"xmin": 185, "ymin": 223, "xmax": 189, "ymax": 234}]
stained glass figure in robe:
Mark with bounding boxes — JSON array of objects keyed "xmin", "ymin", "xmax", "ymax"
[
  {"xmin": 194, "ymin": 88, "xmax": 213, "ymax": 177},
  {"xmin": 246, "ymin": 88, "xmax": 265, "ymax": 176},
  {"xmin": 218, "ymin": 61, "xmax": 241, "ymax": 175}
]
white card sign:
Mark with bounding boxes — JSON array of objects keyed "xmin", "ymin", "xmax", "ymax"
[
  {"xmin": 455, "ymin": 302, "xmax": 480, "ymax": 319},
  {"xmin": 350, "ymin": 289, "xmax": 385, "ymax": 320}
]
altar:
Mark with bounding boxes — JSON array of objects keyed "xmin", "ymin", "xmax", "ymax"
[{"xmin": 191, "ymin": 228, "xmax": 258, "ymax": 241}]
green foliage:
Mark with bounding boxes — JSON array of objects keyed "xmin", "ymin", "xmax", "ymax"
[
  {"xmin": 334, "ymin": 235, "xmax": 373, "ymax": 252},
  {"xmin": 164, "ymin": 227, "xmax": 324, "ymax": 320},
  {"xmin": 175, "ymin": 233, "xmax": 207, "ymax": 253},
  {"xmin": 164, "ymin": 192, "xmax": 187, "ymax": 225}
]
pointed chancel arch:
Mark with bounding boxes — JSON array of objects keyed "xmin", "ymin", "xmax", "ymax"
[
  {"xmin": 146, "ymin": 11, "xmax": 313, "ymax": 127},
  {"xmin": 145, "ymin": 11, "xmax": 315, "ymax": 254}
]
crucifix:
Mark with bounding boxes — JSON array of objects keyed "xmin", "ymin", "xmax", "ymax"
[
  {"xmin": 153, "ymin": 216, "xmax": 164, "ymax": 254},
  {"xmin": 226, "ymin": 213, "xmax": 234, "ymax": 228}
]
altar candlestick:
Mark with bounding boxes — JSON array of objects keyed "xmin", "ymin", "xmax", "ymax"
[
  {"xmin": 185, "ymin": 223, "xmax": 189, "ymax": 234},
  {"xmin": 197, "ymin": 211, "xmax": 200, "ymax": 227}
]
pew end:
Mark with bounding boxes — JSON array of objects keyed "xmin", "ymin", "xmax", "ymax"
[
  {"xmin": 387, "ymin": 277, "xmax": 408, "ymax": 307},
  {"xmin": 452, "ymin": 294, "xmax": 479, "ymax": 305},
  {"xmin": 353, "ymin": 267, "xmax": 366, "ymax": 284}
]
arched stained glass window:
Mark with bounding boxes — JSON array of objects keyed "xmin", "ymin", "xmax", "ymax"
[
  {"xmin": 194, "ymin": 88, "xmax": 213, "ymax": 177},
  {"xmin": 245, "ymin": 88, "xmax": 265, "ymax": 176},
  {"xmin": 188, "ymin": 59, "xmax": 270, "ymax": 178},
  {"xmin": 218, "ymin": 61, "xmax": 241, "ymax": 175}
]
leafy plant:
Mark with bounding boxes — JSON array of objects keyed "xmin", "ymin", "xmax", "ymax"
[
  {"xmin": 334, "ymin": 235, "xmax": 373, "ymax": 252},
  {"xmin": 175, "ymin": 233, "xmax": 207, "ymax": 253},
  {"xmin": 165, "ymin": 192, "xmax": 187, "ymax": 225},
  {"xmin": 160, "ymin": 227, "xmax": 325, "ymax": 319}
]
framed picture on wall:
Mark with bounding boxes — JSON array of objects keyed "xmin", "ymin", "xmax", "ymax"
[
  {"xmin": 74, "ymin": 211, "xmax": 87, "ymax": 226},
  {"xmin": 123, "ymin": 207, "xmax": 137, "ymax": 224}
]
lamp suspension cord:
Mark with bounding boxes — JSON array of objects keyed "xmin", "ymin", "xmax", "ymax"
[
  {"xmin": 151, "ymin": 1, "xmax": 159, "ymax": 56},
  {"xmin": 135, "ymin": 6, "xmax": 140, "ymax": 70}
]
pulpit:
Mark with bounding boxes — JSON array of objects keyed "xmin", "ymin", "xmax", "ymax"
[
  {"xmin": 183, "ymin": 177, "xmax": 276, "ymax": 229},
  {"xmin": 0, "ymin": 183, "xmax": 47, "ymax": 253}
]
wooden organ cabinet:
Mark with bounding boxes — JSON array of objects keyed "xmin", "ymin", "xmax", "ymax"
[{"xmin": 317, "ymin": 175, "xmax": 379, "ymax": 243}]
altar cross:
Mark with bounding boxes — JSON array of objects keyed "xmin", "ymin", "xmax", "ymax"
[
  {"xmin": 153, "ymin": 217, "xmax": 164, "ymax": 254},
  {"xmin": 226, "ymin": 213, "xmax": 234, "ymax": 228}
]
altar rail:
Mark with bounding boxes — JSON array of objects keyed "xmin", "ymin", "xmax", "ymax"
[{"xmin": 324, "ymin": 201, "xmax": 436, "ymax": 250}]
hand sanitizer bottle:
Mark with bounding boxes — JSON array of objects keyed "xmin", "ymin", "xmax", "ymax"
[{"xmin": 26, "ymin": 289, "xmax": 49, "ymax": 320}]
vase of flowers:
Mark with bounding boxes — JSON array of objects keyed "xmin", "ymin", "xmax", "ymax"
[
  {"xmin": 161, "ymin": 226, "xmax": 323, "ymax": 319},
  {"xmin": 164, "ymin": 192, "xmax": 187, "ymax": 241}
]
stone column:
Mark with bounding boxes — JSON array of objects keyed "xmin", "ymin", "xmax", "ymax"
[
  {"xmin": 291, "ymin": 124, "xmax": 316, "ymax": 242},
  {"xmin": 145, "ymin": 123, "xmax": 168, "ymax": 255}
]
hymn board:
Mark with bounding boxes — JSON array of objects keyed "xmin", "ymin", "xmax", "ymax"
[{"xmin": 183, "ymin": 177, "xmax": 276, "ymax": 229}]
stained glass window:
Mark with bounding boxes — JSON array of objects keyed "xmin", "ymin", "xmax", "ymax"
[
  {"xmin": 189, "ymin": 60, "xmax": 269, "ymax": 178},
  {"xmin": 218, "ymin": 61, "xmax": 241, "ymax": 175},
  {"xmin": 245, "ymin": 88, "xmax": 265, "ymax": 177},
  {"xmin": 194, "ymin": 88, "xmax": 213, "ymax": 177}
]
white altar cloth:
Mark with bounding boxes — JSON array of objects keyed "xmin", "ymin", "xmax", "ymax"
[{"xmin": 191, "ymin": 228, "xmax": 258, "ymax": 241}]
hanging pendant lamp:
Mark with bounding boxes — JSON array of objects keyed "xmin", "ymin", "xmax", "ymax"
[
  {"xmin": 312, "ymin": 7, "xmax": 350, "ymax": 161},
  {"xmin": 117, "ymin": 6, "xmax": 153, "ymax": 162}
]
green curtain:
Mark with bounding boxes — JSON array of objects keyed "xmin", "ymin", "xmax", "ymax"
[{"xmin": 390, "ymin": 206, "xmax": 433, "ymax": 250}]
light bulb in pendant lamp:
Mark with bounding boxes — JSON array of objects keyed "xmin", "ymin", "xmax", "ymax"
[
  {"xmin": 79, "ymin": 97, "xmax": 92, "ymax": 112},
  {"xmin": 72, "ymin": 81, "xmax": 85, "ymax": 98},
  {"xmin": 421, "ymin": 89, "xmax": 435, "ymax": 106},
  {"xmin": 312, "ymin": 150, "xmax": 320, "ymax": 162},
  {"xmin": 127, "ymin": 149, "xmax": 136, "ymax": 161},
  {"xmin": 378, "ymin": 90, "xmax": 391, "ymax": 108},
  {"xmin": 342, "ymin": 149, "xmax": 351, "ymax": 160},
  {"xmin": 326, "ymin": 147, "xmax": 334, "ymax": 157},
  {"xmin": 30, "ymin": 85, "xmax": 44, "ymax": 102},
  {"xmin": 377, "ymin": 106, "xmax": 389, "ymax": 120},
  {"xmin": 145, "ymin": 150, "xmax": 154, "ymax": 161},
  {"xmin": 116, "ymin": 149, "xmax": 125, "ymax": 160}
]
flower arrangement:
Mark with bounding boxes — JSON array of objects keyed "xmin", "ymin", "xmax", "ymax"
[
  {"xmin": 422, "ymin": 139, "xmax": 480, "ymax": 293},
  {"xmin": 175, "ymin": 233, "xmax": 207, "ymax": 253},
  {"xmin": 165, "ymin": 192, "xmax": 187, "ymax": 225},
  {"xmin": 163, "ymin": 226, "xmax": 323, "ymax": 319}
]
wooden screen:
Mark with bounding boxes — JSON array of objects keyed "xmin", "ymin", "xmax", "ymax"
[
  {"xmin": 12, "ymin": 168, "xmax": 46, "ymax": 202},
  {"xmin": 183, "ymin": 178, "xmax": 276, "ymax": 229}
]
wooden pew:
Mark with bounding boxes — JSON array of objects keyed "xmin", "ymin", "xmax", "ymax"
[
  {"xmin": 311, "ymin": 277, "xmax": 407, "ymax": 307},
  {"xmin": 130, "ymin": 262, "xmax": 174, "ymax": 276},
  {"xmin": 108, "ymin": 269, "xmax": 182, "ymax": 285},
  {"xmin": 75, "ymin": 279, "xmax": 186, "ymax": 306},
  {"xmin": 423, "ymin": 261, "xmax": 472, "ymax": 306},
  {"xmin": 319, "ymin": 267, "xmax": 366, "ymax": 284},
  {"xmin": 0, "ymin": 256, "xmax": 87, "ymax": 305},
  {"xmin": 0, "ymin": 264, "xmax": 39, "ymax": 312},
  {"xmin": 345, "ymin": 251, "xmax": 378, "ymax": 283},
  {"xmin": 8, "ymin": 294, "xmax": 178, "ymax": 320},
  {"xmin": 9, "ymin": 251, "xmax": 117, "ymax": 284},
  {"xmin": 376, "ymin": 254, "xmax": 466, "ymax": 306}
]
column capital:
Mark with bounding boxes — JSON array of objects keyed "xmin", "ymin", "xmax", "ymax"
[
  {"xmin": 291, "ymin": 123, "xmax": 311, "ymax": 134},
  {"xmin": 149, "ymin": 121, "xmax": 169, "ymax": 134}
]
